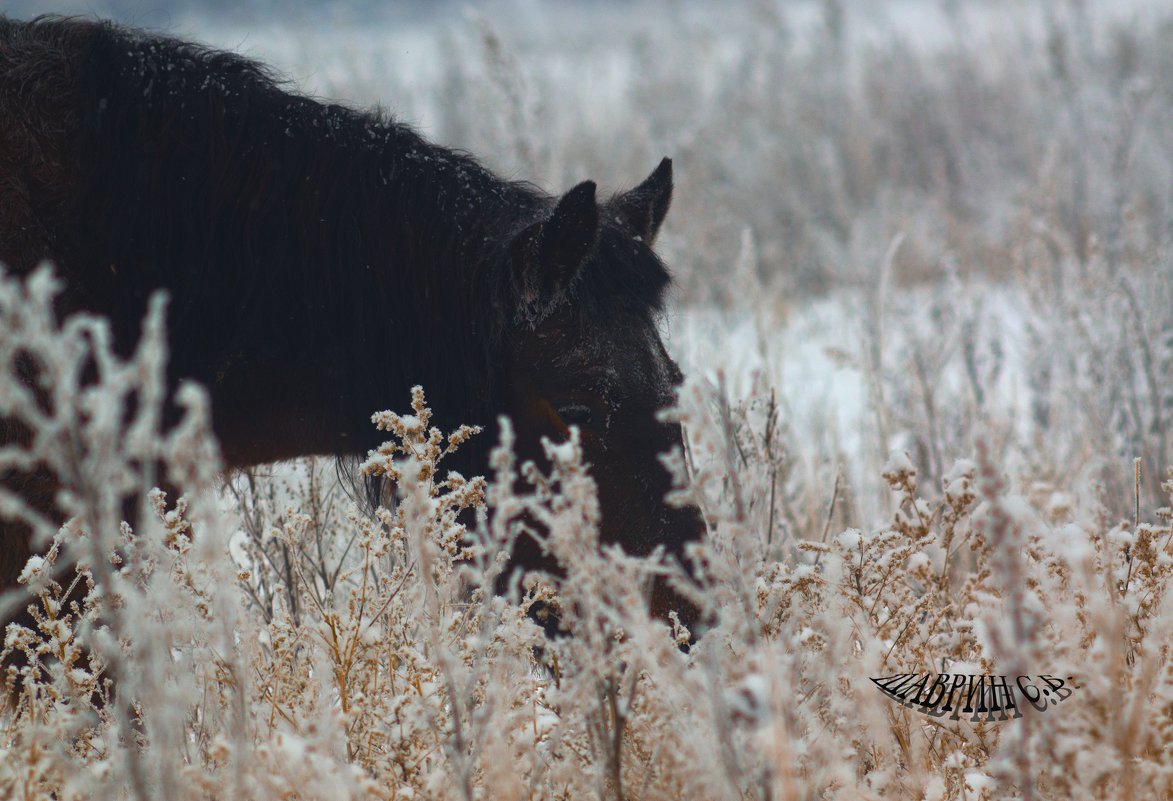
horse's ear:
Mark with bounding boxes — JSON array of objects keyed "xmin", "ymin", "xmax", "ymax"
[
  {"xmin": 512, "ymin": 180, "xmax": 599, "ymax": 309},
  {"xmin": 614, "ymin": 157, "xmax": 673, "ymax": 243}
]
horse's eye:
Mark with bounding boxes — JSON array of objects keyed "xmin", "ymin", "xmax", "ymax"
[{"xmin": 556, "ymin": 403, "xmax": 596, "ymax": 429}]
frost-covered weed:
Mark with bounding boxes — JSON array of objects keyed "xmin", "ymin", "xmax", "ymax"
[{"xmin": 2, "ymin": 263, "xmax": 1171, "ymax": 800}]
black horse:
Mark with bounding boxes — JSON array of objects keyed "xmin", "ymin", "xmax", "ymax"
[{"xmin": 0, "ymin": 16, "xmax": 703, "ymax": 635}]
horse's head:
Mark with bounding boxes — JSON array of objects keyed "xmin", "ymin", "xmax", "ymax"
[{"xmin": 497, "ymin": 158, "xmax": 704, "ymax": 629}]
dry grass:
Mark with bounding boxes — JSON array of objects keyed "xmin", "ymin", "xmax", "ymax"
[{"xmin": 0, "ymin": 264, "xmax": 1171, "ymax": 800}]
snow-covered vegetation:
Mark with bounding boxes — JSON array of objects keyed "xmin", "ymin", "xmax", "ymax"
[{"xmin": 2, "ymin": 1, "xmax": 1172, "ymax": 799}]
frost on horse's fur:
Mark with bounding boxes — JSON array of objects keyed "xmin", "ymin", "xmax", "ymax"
[{"xmin": 0, "ymin": 265, "xmax": 1171, "ymax": 801}]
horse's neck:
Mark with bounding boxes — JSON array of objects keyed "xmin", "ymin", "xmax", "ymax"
[{"xmin": 210, "ymin": 135, "xmax": 524, "ymax": 467}]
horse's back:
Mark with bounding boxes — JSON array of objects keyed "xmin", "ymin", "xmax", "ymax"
[{"xmin": 0, "ymin": 16, "xmax": 95, "ymax": 277}]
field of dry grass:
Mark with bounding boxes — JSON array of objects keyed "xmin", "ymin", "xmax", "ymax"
[{"xmin": 2, "ymin": 1, "xmax": 1172, "ymax": 798}]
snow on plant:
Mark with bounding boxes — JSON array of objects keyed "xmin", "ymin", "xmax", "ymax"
[
  {"xmin": 647, "ymin": 374, "xmax": 1173, "ymax": 800},
  {"xmin": 1, "ymin": 258, "xmax": 1171, "ymax": 801},
  {"xmin": 0, "ymin": 265, "xmax": 236, "ymax": 800}
]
